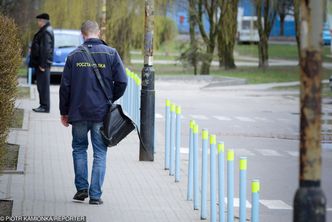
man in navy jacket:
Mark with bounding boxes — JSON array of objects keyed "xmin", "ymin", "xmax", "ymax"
[{"xmin": 59, "ymin": 20, "xmax": 127, "ymax": 205}]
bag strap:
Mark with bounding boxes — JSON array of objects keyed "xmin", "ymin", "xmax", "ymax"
[
  {"xmin": 79, "ymin": 45, "xmax": 112, "ymax": 105},
  {"xmin": 80, "ymin": 45, "xmax": 152, "ymax": 158}
]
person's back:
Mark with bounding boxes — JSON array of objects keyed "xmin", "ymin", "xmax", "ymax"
[
  {"xmin": 59, "ymin": 20, "xmax": 127, "ymax": 205},
  {"xmin": 60, "ymin": 38, "xmax": 127, "ymax": 123}
]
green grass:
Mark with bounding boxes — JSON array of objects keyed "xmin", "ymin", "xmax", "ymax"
[
  {"xmin": 127, "ymin": 63, "xmax": 331, "ymax": 84},
  {"xmin": 17, "ymin": 66, "xmax": 26, "ymax": 77},
  {"xmin": 10, "ymin": 108, "xmax": 24, "ymax": 129},
  {"xmin": 148, "ymin": 40, "xmax": 332, "ymax": 63},
  {"xmin": 130, "ymin": 53, "xmax": 179, "ymax": 61},
  {"xmin": 234, "ymin": 44, "xmax": 332, "ymax": 62},
  {"xmin": 0, "ymin": 143, "xmax": 19, "ymax": 170},
  {"xmin": 17, "ymin": 86, "xmax": 30, "ymax": 99}
]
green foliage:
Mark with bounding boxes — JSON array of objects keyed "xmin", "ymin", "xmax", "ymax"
[
  {"xmin": 105, "ymin": 0, "xmax": 176, "ymax": 63},
  {"xmin": 0, "ymin": 14, "xmax": 21, "ymax": 169},
  {"xmin": 41, "ymin": 0, "xmax": 99, "ymax": 29},
  {"xmin": 154, "ymin": 16, "xmax": 177, "ymax": 50}
]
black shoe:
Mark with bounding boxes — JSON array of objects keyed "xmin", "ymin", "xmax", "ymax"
[
  {"xmin": 73, "ymin": 189, "xmax": 88, "ymax": 201},
  {"xmin": 89, "ymin": 198, "xmax": 103, "ymax": 205},
  {"xmin": 32, "ymin": 106, "xmax": 49, "ymax": 113}
]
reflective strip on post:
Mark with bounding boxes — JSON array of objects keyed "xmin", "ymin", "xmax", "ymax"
[
  {"xmin": 210, "ymin": 134, "xmax": 217, "ymax": 222},
  {"xmin": 200, "ymin": 128, "xmax": 209, "ymax": 219},
  {"xmin": 218, "ymin": 141, "xmax": 225, "ymax": 222},
  {"xmin": 227, "ymin": 149, "xmax": 235, "ymax": 222},
  {"xmin": 239, "ymin": 157, "xmax": 247, "ymax": 222},
  {"xmin": 193, "ymin": 123, "xmax": 199, "ymax": 210},
  {"xmin": 164, "ymin": 99, "xmax": 171, "ymax": 170},
  {"xmin": 251, "ymin": 180, "xmax": 260, "ymax": 222},
  {"xmin": 187, "ymin": 120, "xmax": 195, "ymax": 201},
  {"xmin": 175, "ymin": 105, "xmax": 182, "ymax": 182},
  {"xmin": 169, "ymin": 103, "xmax": 176, "ymax": 176}
]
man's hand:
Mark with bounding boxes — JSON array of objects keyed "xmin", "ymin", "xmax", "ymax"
[
  {"xmin": 39, "ymin": 66, "xmax": 45, "ymax": 72},
  {"xmin": 61, "ymin": 115, "xmax": 69, "ymax": 127}
]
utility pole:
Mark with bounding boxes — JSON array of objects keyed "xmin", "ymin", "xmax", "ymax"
[
  {"xmin": 100, "ymin": 0, "xmax": 107, "ymax": 41},
  {"xmin": 293, "ymin": 1, "xmax": 326, "ymax": 221},
  {"xmin": 140, "ymin": 0, "xmax": 155, "ymax": 161}
]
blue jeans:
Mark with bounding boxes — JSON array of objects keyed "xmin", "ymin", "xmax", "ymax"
[{"xmin": 71, "ymin": 121, "xmax": 107, "ymax": 200}]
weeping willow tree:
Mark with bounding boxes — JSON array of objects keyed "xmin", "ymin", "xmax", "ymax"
[
  {"xmin": 42, "ymin": 0, "xmax": 99, "ymax": 29},
  {"xmin": 217, "ymin": 0, "xmax": 238, "ymax": 69},
  {"xmin": 106, "ymin": 0, "xmax": 176, "ymax": 64}
]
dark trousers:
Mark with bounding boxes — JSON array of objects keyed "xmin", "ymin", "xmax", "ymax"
[{"xmin": 36, "ymin": 68, "xmax": 50, "ymax": 111}]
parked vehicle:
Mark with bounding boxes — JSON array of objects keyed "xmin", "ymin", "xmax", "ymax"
[
  {"xmin": 27, "ymin": 29, "xmax": 83, "ymax": 83},
  {"xmin": 237, "ymin": 16, "xmax": 260, "ymax": 44}
]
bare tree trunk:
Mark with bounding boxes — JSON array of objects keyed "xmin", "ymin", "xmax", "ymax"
[
  {"xmin": 189, "ymin": 0, "xmax": 198, "ymax": 75},
  {"xmin": 200, "ymin": 43, "xmax": 214, "ymax": 74},
  {"xmin": 218, "ymin": 0, "xmax": 238, "ymax": 69},
  {"xmin": 255, "ymin": 0, "xmax": 277, "ymax": 69},
  {"xmin": 280, "ymin": 14, "xmax": 285, "ymax": 36},
  {"xmin": 195, "ymin": 0, "xmax": 219, "ymax": 75},
  {"xmin": 258, "ymin": 34, "xmax": 269, "ymax": 68}
]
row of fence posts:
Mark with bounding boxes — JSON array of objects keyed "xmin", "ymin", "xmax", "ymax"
[
  {"xmin": 120, "ymin": 68, "xmax": 141, "ymax": 128},
  {"xmin": 164, "ymin": 99, "xmax": 260, "ymax": 222}
]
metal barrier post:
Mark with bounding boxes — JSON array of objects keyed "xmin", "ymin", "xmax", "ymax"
[
  {"xmin": 193, "ymin": 123, "xmax": 199, "ymax": 210},
  {"xmin": 200, "ymin": 129, "xmax": 209, "ymax": 220},
  {"xmin": 227, "ymin": 149, "xmax": 234, "ymax": 222},
  {"xmin": 169, "ymin": 103, "xmax": 176, "ymax": 176},
  {"xmin": 239, "ymin": 157, "xmax": 247, "ymax": 222},
  {"xmin": 218, "ymin": 142, "xmax": 225, "ymax": 222},
  {"xmin": 251, "ymin": 180, "xmax": 260, "ymax": 222},
  {"xmin": 210, "ymin": 135, "xmax": 217, "ymax": 222},
  {"xmin": 165, "ymin": 99, "xmax": 171, "ymax": 170},
  {"xmin": 175, "ymin": 105, "xmax": 182, "ymax": 182},
  {"xmin": 187, "ymin": 120, "xmax": 195, "ymax": 201}
]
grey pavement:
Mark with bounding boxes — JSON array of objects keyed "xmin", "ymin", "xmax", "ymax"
[
  {"xmin": 2, "ymin": 77, "xmax": 331, "ymax": 222},
  {"xmin": 1, "ymin": 84, "xmax": 201, "ymax": 222}
]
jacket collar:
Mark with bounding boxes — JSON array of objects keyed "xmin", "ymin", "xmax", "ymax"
[
  {"xmin": 38, "ymin": 22, "xmax": 50, "ymax": 32},
  {"xmin": 84, "ymin": 38, "xmax": 108, "ymax": 46}
]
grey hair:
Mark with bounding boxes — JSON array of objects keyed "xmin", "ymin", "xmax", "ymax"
[{"xmin": 81, "ymin": 20, "xmax": 100, "ymax": 36}]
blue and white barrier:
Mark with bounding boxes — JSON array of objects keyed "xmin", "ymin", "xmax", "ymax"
[
  {"xmin": 163, "ymin": 101, "xmax": 261, "ymax": 221},
  {"xmin": 121, "ymin": 69, "xmax": 141, "ymax": 128}
]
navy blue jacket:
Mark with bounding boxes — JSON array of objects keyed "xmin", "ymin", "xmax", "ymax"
[{"xmin": 59, "ymin": 38, "xmax": 127, "ymax": 123}]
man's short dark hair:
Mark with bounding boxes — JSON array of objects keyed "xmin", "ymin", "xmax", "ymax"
[{"xmin": 81, "ymin": 20, "xmax": 100, "ymax": 36}]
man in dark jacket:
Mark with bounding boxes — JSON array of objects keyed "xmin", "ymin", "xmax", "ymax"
[
  {"xmin": 29, "ymin": 13, "xmax": 54, "ymax": 113},
  {"xmin": 59, "ymin": 20, "xmax": 127, "ymax": 205}
]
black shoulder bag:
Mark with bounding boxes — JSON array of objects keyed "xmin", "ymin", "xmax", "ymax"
[{"xmin": 80, "ymin": 45, "xmax": 135, "ymax": 147}]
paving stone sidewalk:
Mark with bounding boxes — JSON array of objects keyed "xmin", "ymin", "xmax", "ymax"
[{"xmin": 0, "ymin": 85, "xmax": 200, "ymax": 222}]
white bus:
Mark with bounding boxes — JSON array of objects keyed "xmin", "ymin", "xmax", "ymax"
[{"xmin": 237, "ymin": 16, "xmax": 260, "ymax": 44}]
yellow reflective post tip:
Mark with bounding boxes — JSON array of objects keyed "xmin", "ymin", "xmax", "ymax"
[
  {"xmin": 171, "ymin": 104, "xmax": 176, "ymax": 112},
  {"xmin": 210, "ymin": 135, "xmax": 216, "ymax": 144},
  {"xmin": 190, "ymin": 120, "xmax": 195, "ymax": 129},
  {"xmin": 227, "ymin": 149, "xmax": 234, "ymax": 161},
  {"xmin": 166, "ymin": 99, "xmax": 170, "ymax": 107},
  {"xmin": 252, "ymin": 180, "xmax": 260, "ymax": 193},
  {"xmin": 193, "ymin": 124, "xmax": 199, "ymax": 133},
  {"xmin": 176, "ymin": 106, "xmax": 181, "ymax": 114},
  {"xmin": 218, "ymin": 142, "xmax": 224, "ymax": 153},
  {"xmin": 202, "ymin": 129, "xmax": 208, "ymax": 140},
  {"xmin": 240, "ymin": 157, "xmax": 247, "ymax": 170}
]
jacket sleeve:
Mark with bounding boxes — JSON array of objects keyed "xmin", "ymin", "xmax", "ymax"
[
  {"xmin": 59, "ymin": 57, "xmax": 72, "ymax": 115},
  {"xmin": 111, "ymin": 50, "xmax": 128, "ymax": 102},
  {"xmin": 39, "ymin": 32, "xmax": 53, "ymax": 69}
]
